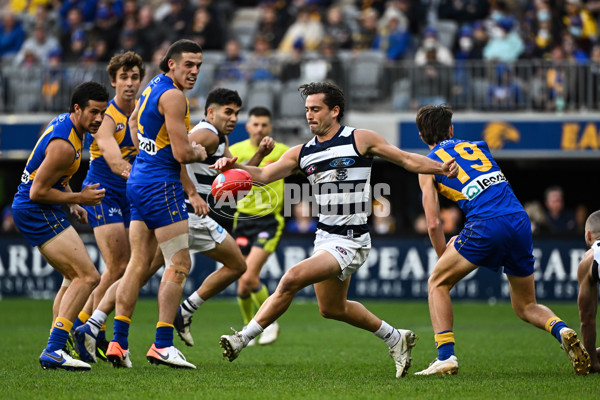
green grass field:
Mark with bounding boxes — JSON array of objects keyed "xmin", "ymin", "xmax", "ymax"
[{"xmin": 0, "ymin": 298, "xmax": 597, "ymax": 399}]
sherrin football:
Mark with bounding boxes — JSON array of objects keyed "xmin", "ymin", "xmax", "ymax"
[{"xmin": 211, "ymin": 168, "xmax": 253, "ymax": 200}]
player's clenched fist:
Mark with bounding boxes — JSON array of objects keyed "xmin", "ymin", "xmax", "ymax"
[{"xmin": 80, "ymin": 183, "xmax": 106, "ymax": 206}]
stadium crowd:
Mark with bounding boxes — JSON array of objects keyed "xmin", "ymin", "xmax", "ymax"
[{"xmin": 2, "ymin": 0, "xmax": 600, "ymax": 113}]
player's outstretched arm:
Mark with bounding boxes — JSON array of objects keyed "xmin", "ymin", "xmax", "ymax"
[
  {"xmin": 355, "ymin": 129, "xmax": 458, "ymax": 178},
  {"xmin": 577, "ymin": 251, "xmax": 600, "ymax": 372},
  {"xmin": 211, "ymin": 145, "xmax": 301, "ymax": 185}
]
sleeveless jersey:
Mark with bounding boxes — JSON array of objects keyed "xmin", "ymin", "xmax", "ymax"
[
  {"xmin": 130, "ymin": 73, "xmax": 191, "ymax": 183},
  {"xmin": 592, "ymin": 240, "xmax": 600, "ymax": 283},
  {"xmin": 230, "ymin": 139, "xmax": 290, "ymax": 216},
  {"xmin": 13, "ymin": 113, "xmax": 84, "ymax": 208},
  {"xmin": 298, "ymin": 126, "xmax": 373, "ymax": 237},
  {"xmin": 185, "ymin": 121, "xmax": 226, "ymax": 200},
  {"xmin": 86, "ymin": 98, "xmax": 138, "ymax": 189},
  {"xmin": 427, "ymin": 139, "xmax": 523, "ymax": 220}
]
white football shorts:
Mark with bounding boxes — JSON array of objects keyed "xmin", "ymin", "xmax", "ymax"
[
  {"xmin": 188, "ymin": 213, "xmax": 227, "ymax": 253},
  {"xmin": 313, "ymin": 229, "xmax": 371, "ymax": 281}
]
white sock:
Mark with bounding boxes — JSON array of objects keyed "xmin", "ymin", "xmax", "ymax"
[
  {"xmin": 87, "ymin": 310, "xmax": 107, "ymax": 337},
  {"xmin": 181, "ymin": 292, "xmax": 204, "ymax": 318},
  {"xmin": 374, "ymin": 320, "xmax": 400, "ymax": 348},
  {"xmin": 241, "ymin": 319, "xmax": 264, "ymax": 344}
]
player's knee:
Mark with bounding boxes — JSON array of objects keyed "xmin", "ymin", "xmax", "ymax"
[
  {"xmin": 230, "ymin": 257, "xmax": 247, "ymax": 276},
  {"xmin": 82, "ymin": 269, "xmax": 101, "ymax": 289},
  {"xmin": 162, "ymin": 264, "xmax": 190, "ymax": 287},
  {"xmin": 276, "ymin": 272, "xmax": 302, "ymax": 297},
  {"xmin": 318, "ymin": 304, "xmax": 344, "ymax": 320},
  {"xmin": 159, "ymin": 233, "xmax": 189, "ymax": 270},
  {"xmin": 238, "ymin": 272, "xmax": 258, "ymax": 290}
]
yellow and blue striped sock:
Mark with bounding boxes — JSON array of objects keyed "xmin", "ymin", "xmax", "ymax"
[
  {"xmin": 72, "ymin": 311, "xmax": 90, "ymax": 331},
  {"xmin": 98, "ymin": 323, "xmax": 106, "ymax": 341},
  {"xmin": 545, "ymin": 317, "xmax": 568, "ymax": 344},
  {"xmin": 435, "ymin": 330, "xmax": 455, "ymax": 361},
  {"xmin": 47, "ymin": 317, "xmax": 73, "ymax": 352},
  {"xmin": 155, "ymin": 322, "xmax": 174, "ymax": 348},
  {"xmin": 113, "ymin": 315, "xmax": 131, "ymax": 349}
]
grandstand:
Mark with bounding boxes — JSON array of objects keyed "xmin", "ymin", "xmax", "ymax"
[{"xmin": 0, "ymin": 0, "xmax": 599, "ymax": 301}]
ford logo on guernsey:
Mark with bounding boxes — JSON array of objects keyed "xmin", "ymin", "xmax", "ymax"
[{"xmin": 330, "ymin": 158, "xmax": 355, "ymax": 168}]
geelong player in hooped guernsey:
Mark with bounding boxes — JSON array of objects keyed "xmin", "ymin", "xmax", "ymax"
[
  {"xmin": 415, "ymin": 104, "xmax": 590, "ymax": 376},
  {"xmin": 214, "ymin": 82, "xmax": 458, "ymax": 378},
  {"xmin": 299, "ymin": 125, "xmax": 373, "ymax": 238},
  {"xmin": 12, "ymin": 81, "xmax": 109, "ymax": 372},
  {"xmin": 577, "ymin": 210, "xmax": 600, "ymax": 373}
]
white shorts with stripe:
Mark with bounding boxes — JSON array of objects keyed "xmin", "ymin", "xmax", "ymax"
[
  {"xmin": 313, "ymin": 229, "xmax": 371, "ymax": 281},
  {"xmin": 188, "ymin": 213, "xmax": 227, "ymax": 253}
]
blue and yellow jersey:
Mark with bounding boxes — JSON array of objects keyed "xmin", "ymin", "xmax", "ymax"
[
  {"xmin": 87, "ymin": 98, "xmax": 138, "ymax": 189},
  {"xmin": 427, "ymin": 139, "xmax": 523, "ymax": 220},
  {"xmin": 129, "ymin": 74, "xmax": 190, "ymax": 183},
  {"xmin": 230, "ymin": 139, "xmax": 290, "ymax": 216},
  {"xmin": 12, "ymin": 113, "xmax": 84, "ymax": 208}
]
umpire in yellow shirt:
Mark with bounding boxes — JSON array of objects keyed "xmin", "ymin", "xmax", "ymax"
[{"xmin": 229, "ymin": 106, "xmax": 289, "ymax": 345}]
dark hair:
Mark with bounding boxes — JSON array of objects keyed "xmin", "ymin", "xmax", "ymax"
[
  {"xmin": 70, "ymin": 81, "xmax": 109, "ymax": 112},
  {"xmin": 204, "ymin": 88, "xmax": 242, "ymax": 116},
  {"xmin": 299, "ymin": 81, "xmax": 345, "ymax": 122},
  {"xmin": 106, "ymin": 51, "xmax": 146, "ymax": 81},
  {"xmin": 159, "ymin": 39, "xmax": 203, "ymax": 72},
  {"xmin": 248, "ymin": 106, "xmax": 271, "ymax": 120},
  {"xmin": 415, "ymin": 104, "xmax": 453, "ymax": 146}
]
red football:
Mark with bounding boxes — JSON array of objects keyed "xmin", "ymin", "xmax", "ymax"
[{"xmin": 211, "ymin": 169, "xmax": 253, "ymax": 200}]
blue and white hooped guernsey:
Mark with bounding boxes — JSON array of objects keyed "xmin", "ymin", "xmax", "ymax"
[
  {"xmin": 185, "ymin": 120, "xmax": 226, "ymax": 200},
  {"xmin": 298, "ymin": 126, "xmax": 373, "ymax": 237},
  {"xmin": 592, "ymin": 240, "xmax": 600, "ymax": 283}
]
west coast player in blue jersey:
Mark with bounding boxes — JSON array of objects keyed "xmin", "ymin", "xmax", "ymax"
[
  {"xmin": 11, "ymin": 82, "xmax": 109, "ymax": 371},
  {"xmin": 215, "ymin": 82, "xmax": 458, "ymax": 378},
  {"xmin": 72, "ymin": 51, "xmax": 145, "ymax": 363},
  {"xmin": 413, "ymin": 104, "xmax": 590, "ymax": 376},
  {"xmin": 577, "ymin": 210, "xmax": 600, "ymax": 373},
  {"xmin": 105, "ymin": 39, "xmax": 207, "ymax": 370}
]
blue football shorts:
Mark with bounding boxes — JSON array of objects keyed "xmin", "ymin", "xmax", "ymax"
[
  {"xmin": 12, "ymin": 205, "xmax": 71, "ymax": 247},
  {"xmin": 454, "ymin": 211, "xmax": 534, "ymax": 277},
  {"xmin": 81, "ymin": 178, "xmax": 130, "ymax": 228},
  {"xmin": 128, "ymin": 181, "xmax": 188, "ymax": 230}
]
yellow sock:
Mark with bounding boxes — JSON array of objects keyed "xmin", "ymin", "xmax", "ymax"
[
  {"xmin": 157, "ymin": 322, "xmax": 174, "ymax": 328},
  {"xmin": 53, "ymin": 317, "xmax": 73, "ymax": 333},
  {"xmin": 115, "ymin": 315, "xmax": 131, "ymax": 324},
  {"xmin": 238, "ymin": 296, "xmax": 254, "ymax": 325},
  {"xmin": 435, "ymin": 332, "xmax": 455, "ymax": 348},
  {"xmin": 544, "ymin": 317, "xmax": 563, "ymax": 333},
  {"xmin": 250, "ymin": 285, "xmax": 269, "ymax": 309},
  {"xmin": 78, "ymin": 311, "xmax": 90, "ymax": 324}
]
